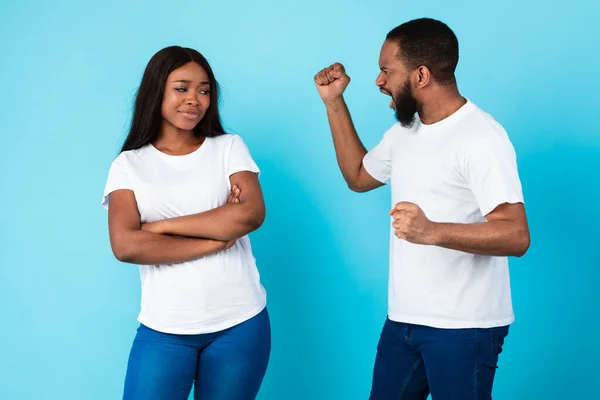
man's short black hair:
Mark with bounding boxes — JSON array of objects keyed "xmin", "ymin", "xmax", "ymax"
[{"xmin": 386, "ymin": 18, "xmax": 459, "ymax": 86}]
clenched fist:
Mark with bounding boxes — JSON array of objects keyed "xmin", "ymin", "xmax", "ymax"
[
  {"xmin": 314, "ymin": 63, "xmax": 351, "ymax": 103},
  {"xmin": 389, "ymin": 202, "xmax": 438, "ymax": 245}
]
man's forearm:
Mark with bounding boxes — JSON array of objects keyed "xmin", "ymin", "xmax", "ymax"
[
  {"xmin": 429, "ymin": 220, "xmax": 530, "ymax": 257},
  {"xmin": 325, "ymin": 97, "xmax": 368, "ymax": 187}
]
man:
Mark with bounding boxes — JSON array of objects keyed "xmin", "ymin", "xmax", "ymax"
[{"xmin": 314, "ymin": 18, "xmax": 530, "ymax": 399}]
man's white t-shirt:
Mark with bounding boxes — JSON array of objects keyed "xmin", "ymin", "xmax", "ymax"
[
  {"xmin": 363, "ymin": 100, "xmax": 524, "ymax": 329},
  {"xmin": 101, "ymin": 134, "xmax": 267, "ymax": 334}
]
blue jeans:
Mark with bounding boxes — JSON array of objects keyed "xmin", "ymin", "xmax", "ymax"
[
  {"xmin": 369, "ymin": 318, "xmax": 509, "ymax": 400},
  {"xmin": 122, "ymin": 308, "xmax": 271, "ymax": 400}
]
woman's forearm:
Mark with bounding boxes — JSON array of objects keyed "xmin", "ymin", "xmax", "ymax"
[
  {"xmin": 145, "ymin": 202, "xmax": 265, "ymax": 241},
  {"xmin": 111, "ymin": 230, "xmax": 231, "ymax": 265}
]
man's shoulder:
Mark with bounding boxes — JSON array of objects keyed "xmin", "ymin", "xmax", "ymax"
[{"xmin": 462, "ymin": 102, "xmax": 507, "ymax": 134}]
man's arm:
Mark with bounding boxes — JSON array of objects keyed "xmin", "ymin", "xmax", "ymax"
[
  {"xmin": 390, "ymin": 202, "xmax": 530, "ymax": 257},
  {"xmin": 315, "ymin": 63, "xmax": 383, "ymax": 192}
]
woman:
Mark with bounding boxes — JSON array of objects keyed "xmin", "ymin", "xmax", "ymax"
[{"xmin": 101, "ymin": 46, "xmax": 270, "ymax": 400}]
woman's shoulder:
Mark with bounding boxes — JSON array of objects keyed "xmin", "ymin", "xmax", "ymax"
[
  {"xmin": 207, "ymin": 133, "xmax": 246, "ymax": 150},
  {"xmin": 209, "ymin": 133, "xmax": 240, "ymax": 143},
  {"xmin": 109, "ymin": 145, "xmax": 151, "ymax": 168}
]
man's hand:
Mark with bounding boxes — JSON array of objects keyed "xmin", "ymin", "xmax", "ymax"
[
  {"xmin": 314, "ymin": 63, "xmax": 351, "ymax": 104},
  {"xmin": 390, "ymin": 202, "xmax": 437, "ymax": 245}
]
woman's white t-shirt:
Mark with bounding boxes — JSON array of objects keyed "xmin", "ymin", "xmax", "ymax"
[{"xmin": 101, "ymin": 134, "xmax": 267, "ymax": 334}]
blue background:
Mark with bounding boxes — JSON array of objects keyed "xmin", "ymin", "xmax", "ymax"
[{"xmin": 1, "ymin": 0, "xmax": 598, "ymax": 399}]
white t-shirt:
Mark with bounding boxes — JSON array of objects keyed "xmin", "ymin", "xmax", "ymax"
[
  {"xmin": 363, "ymin": 100, "xmax": 524, "ymax": 329},
  {"xmin": 101, "ymin": 134, "xmax": 267, "ymax": 334}
]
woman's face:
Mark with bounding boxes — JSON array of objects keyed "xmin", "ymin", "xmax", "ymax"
[{"xmin": 161, "ymin": 62, "xmax": 211, "ymax": 132}]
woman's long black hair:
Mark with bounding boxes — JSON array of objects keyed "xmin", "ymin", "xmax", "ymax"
[{"xmin": 121, "ymin": 46, "xmax": 226, "ymax": 152}]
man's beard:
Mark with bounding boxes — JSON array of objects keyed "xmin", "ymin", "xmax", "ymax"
[{"xmin": 393, "ymin": 79, "xmax": 419, "ymax": 128}]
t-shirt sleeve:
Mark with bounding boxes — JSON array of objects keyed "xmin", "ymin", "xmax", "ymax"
[
  {"xmin": 362, "ymin": 128, "xmax": 393, "ymax": 184},
  {"xmin": 463, "ymin": 132, "xmax": 524, "ymax": 217},
  {"xmin": 226, "ymin": 135, "xmax": 260, "ymax": 177},
  {"xmin": 100, "ymin": 154, "xmax": 133, "ymax": 210}
]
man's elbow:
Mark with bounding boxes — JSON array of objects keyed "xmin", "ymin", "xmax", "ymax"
[
  {"xmin": 511, "ymin": 230, "xmax": 530, "ymax": 258},
  {"xmin": 347, "ymin": 174, "xmax": 379, "ymax": 193},
  {"xmin": 347, "ymin": 180, "xmax": 370, "ymax": 193},
  {"xmin": 347, "ymin": 182, "xmax": 364, "ymax": 192}
]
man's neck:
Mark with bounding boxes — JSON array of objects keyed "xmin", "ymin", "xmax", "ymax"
[{"xmin": 418, "ymin": 87, "xmax": 467, "ymax": 125}]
